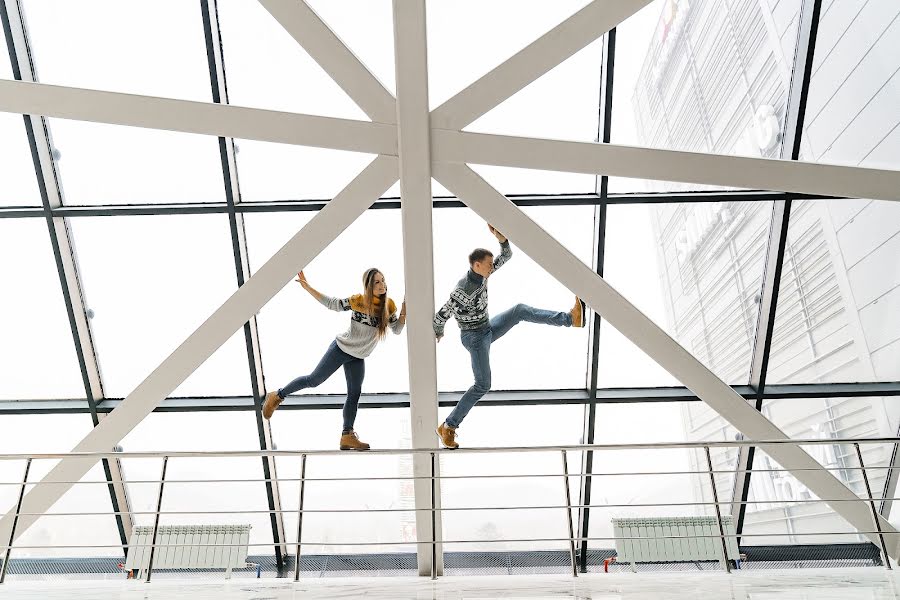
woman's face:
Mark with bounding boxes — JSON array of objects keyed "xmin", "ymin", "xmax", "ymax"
[{"xmin": 372, "ymin": 272, "xmax": 387, "ymax": 296}]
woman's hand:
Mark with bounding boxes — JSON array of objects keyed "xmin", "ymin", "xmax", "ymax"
[
  {"xmin": 295, "ymin": 270, "xmax": 326, "ymax": 303},
  {"xmin": 399, "ymin": 298, "xmax": 407, "ymax": 324}
]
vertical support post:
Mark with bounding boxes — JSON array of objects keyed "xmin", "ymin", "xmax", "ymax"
[
  {"xmin": 561, "ymin": 450, "xmax": 578, "ymax": 578},
  {"xmin": 430, "ymin": 451, "xmax": 437, "ymax": 581},
  {"xmin": 392, "ymin": 0, "xmax": 442, "ymax": 577},
  {"xmin": 855, "ymin": 443, "xmax": 892, "ymax": 570},
  {"xmin": 293, "ymin": 454, "xmax": 307, "ymax": 582},
  {"xmin": 704, "ymin": 447, "xmax": 732, "ymax": 573},
  {"xmin": 0, "ymin": 458, "xmax": 31, "ymax": 584},
  {"xmin": 145, "ymin": 456, "xmax": 168, "ymax": 583}
]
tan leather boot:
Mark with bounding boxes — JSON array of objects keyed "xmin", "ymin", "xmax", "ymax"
[
  {"xmin": 262, "ymin": 390, "xmax": 283, "ymax": 420},
  {"xmin": 340, "ymin": 430, "xmax": 371, "ymax": 451},
  {"xmin": 436, "ymin": 422, "xmax": 459, "ymax": 449},
  {"xmin": 569, "ymin": 297, "xmax": 586, "ymax": 328}
]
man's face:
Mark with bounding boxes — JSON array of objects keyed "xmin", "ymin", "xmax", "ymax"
[{"xmin": 472, "ymin": 256, "xmax": 494, "ymax": 279}]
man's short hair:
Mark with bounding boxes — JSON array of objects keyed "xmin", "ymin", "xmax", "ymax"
[{"xmin": 469, "ymin": 248, "xmax": 493, "ymax": 266}]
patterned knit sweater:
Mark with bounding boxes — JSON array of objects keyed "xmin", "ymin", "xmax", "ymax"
[
  {"xmin": 318, "ymin": 294, "xmax": 404, "ymax": 359},
  {"xmin": 433, "ymin": 241, "xmax": 512, "ymax": 336}
]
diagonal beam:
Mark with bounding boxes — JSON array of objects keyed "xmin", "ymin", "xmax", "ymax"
[
  {"xmin": 0, "ymin": 156, "xmax": 399, "ymax": 543},
  {"xmin": 258, "ymin": 0, "xmax": 396, "ymax": 123},
  {"xmin": 432, "ymin": 131, "xmax": 900, "ymax": 202},
  {"xmin": 430, "ymin": 0, "xmax": 654, "ymax": 130},
  {"xmin": 0, "ymin": 79, "xmax": 396, "ymax": 155},
  {"xmin": 392, "ymin": 0, "xmax": 442, "ymax": 577},
  {"xmin": 433, "ymin": 162, "xmax": 900, "ymax": 557}
]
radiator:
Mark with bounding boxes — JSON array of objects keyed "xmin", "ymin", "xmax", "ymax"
[
  {"xmin": 612, "ymin": 516, "xmax": 739, "ymax": 564},
  {"xmin": 124, "ymin": 524, "xmax": 252, "ymax": 577}
]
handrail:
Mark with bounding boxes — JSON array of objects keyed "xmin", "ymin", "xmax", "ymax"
[{"xmin": 1, "ymin": 436, "xmax": 899, "ymax": 460}]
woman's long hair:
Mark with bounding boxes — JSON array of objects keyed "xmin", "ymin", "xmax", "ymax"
[{"xmin": 363, "ymin": 268, "xmax": 390, "ymax": 340}]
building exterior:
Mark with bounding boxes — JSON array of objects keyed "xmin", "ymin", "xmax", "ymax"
[{"xmin": 633, "ymin": 0, "xmax": 900, "ymax": 541}]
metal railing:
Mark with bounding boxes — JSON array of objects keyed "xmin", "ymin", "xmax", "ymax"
[{"xmin": 0, "ymin": 437, "xmax": 897, "ymax": 583}]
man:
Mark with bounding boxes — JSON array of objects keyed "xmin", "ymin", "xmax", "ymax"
[{"xmin": 434, "ymin": 224, "xmax": 586, "ymax": 448}]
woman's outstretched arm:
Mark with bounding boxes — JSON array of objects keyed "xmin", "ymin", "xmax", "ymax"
[{"xmin": 297, "ymin": 271, "xmax": 350, "ymax": 312}]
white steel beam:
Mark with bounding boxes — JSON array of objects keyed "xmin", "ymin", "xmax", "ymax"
[
  {"xmin": 0, "ymin": 156, "xmax": 399, "ymax": 543},
  {"xmin": 430, "ymin": 0, "xmax": 654, "ymax": 130},
  {"xmin": 0, "ymin": 79, "xmax": 395, "ymax": 155},
  {"xmin": 433, "ymin": 162, "xmax": 900, "ymax": 558},
  {"xmin": 432, "ymin": 131, "xmax": 900, "ymax": 202},
  {"xmin": 393, "ymin": 0, "xmax": 442, "ymax": 577},
  {"xmin": 258, "ymin": 0, "xmax": 396, "ymax": 123}
]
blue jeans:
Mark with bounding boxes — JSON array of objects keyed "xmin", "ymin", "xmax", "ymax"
[
  {"xmin": 278, "ymin": 340, "xmax": 365, "ymax": 433},
  {"xmin": 445, "ymin": 304, "xmax": 571, "ymax": 428}
]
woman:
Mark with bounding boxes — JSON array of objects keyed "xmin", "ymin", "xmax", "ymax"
[{"xmin": 263, "ymin": 268, "xmax": 405, "ymax": 450}]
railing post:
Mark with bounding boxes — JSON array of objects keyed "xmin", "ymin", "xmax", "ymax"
[
  {"xmin": 0, "ymin": 458, "xmax": 31, "ymax": 584},
  {"xmin": 430, "ymin": 451, "xmax": 438, "ymax": 581},
  {"xmin": 704, "ymin": 446, "xmax": 732, "ymax": 573},
  {"xmin": 145, "ymin": 455, "xmax": 168, "ymax": 583},
  {"xmin": 855, "ymin": 443, "xmax": 892, "ymax": 570},
  {"xmin": 294, "ymin": 454, "xmax": 307, "ymax": 582},
  {"xmin": 561, "ymin": 450, "xmax": 578, "ymax": 577}
]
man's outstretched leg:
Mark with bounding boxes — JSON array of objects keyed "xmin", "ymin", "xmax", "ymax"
[
  {"xmin": 490, "ymin": 297, "xmax": 586, "ymax": 342},
  {"xmin": 437, "ymin": 328, "xmax": 492, "ymax": 449}
]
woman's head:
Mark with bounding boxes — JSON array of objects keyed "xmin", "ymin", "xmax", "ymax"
[
  {"xmin": 363, "ymin": 268, "xmax": 387, "ymax": 296},
  {"xmin": 362, "ymin": 268, "xmax": 390, "ymax": 340}
]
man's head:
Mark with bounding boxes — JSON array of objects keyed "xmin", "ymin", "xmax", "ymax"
[{"xmin": 469, "ymin": 248, "xmax": 494, "ymax": 279}]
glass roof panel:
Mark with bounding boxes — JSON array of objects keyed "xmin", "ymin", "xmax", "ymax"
[
  {"xmin": 0, "ymin": 52, "xmax": 41, "ymax": 207},
  {"xmin": 67, "ymin": 214, "xmax": 252, "ymax": 398},
  {"xmin": 0, "ymin": 218, "xmax": 85, "ymax": 400},
  {"xmin": 600, "ymin": 200, "xmax": 774, "ymax": 387},
  {"xmin": 21, "ymin": 0, "xmax": 212, "ymax": 100},
  {"xmin": 609, "ymin": 0, "xmax": 803, "ymax": 193}
]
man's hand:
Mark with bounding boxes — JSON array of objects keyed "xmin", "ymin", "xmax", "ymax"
[
  {"xmin": 436, "ymin": 335, "xmax": 443, "ymax": 343},
  {"xmin": 295, "ymin": 270, "xmax": 309, "ymax": 289},
  {"xmin": 488, "ymin": 223, "xmax": 507, "ymax": 243}
]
